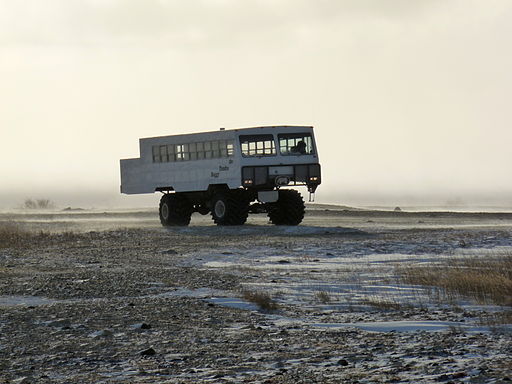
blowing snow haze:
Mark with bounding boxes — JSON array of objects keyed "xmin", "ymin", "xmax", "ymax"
[{"xmin": 1, "ymin": 0, "xmax": 511, "ymax": 209}]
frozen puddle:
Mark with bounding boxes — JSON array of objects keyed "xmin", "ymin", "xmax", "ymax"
[
  {"xmin": 0, "ymin": 290, "xmax": 260, "ymax": 312},
  {"xmin": 156, "ymin": 287, "xmax": 222, "ymax": 299},
  {"xmin": 313, "ymin": 320, "xmax": 487, "ymax": 333},
  {"xmin": 0, "ymin": 295, "xmax": 58, "ymax": 307},
  {"xmin": 156, "ymin": 289, "xmax": 512, "ymax": 334},
  {"xmin": 266, "ymin": 318, "xmax": 512, "ymax": 333},
  {"xmin": 206, "ymin": 297, "xmax": 260, "ymax": 311},
  {"xmin": 156, "ymin": 288, "xmax": 261, "ymax": 311}
]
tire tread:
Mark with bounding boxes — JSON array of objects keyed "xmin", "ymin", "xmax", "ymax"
[
  {"xmin": 268, "ymin": 189, "xmax": 305, "ymax": 225},
  {"xmin": 159, "ymin": 194, "xmax": 193, "ymax": 226}
]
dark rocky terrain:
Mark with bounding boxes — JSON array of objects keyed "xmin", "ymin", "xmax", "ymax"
[{"xmin": 0, "ymin": 208, "xmax": 511, "ymax": 383}]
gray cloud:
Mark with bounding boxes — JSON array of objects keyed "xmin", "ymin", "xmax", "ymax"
[{"xmin": 0, "ymin": 0, "xmax": 446, "ymax": 47}]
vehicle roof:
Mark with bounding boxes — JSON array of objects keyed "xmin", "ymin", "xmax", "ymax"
[{"xmin": 141, "ymin": 125, "xmax": 314, "ymax": 141}]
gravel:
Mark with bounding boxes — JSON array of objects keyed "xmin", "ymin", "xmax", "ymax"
[{"xmin": 1, "ymin": 210, "xmax": 511, "ymax": 383}]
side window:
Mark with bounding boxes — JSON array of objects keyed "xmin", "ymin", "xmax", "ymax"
[
  {"xmin": 153, "ymin": 138, "xmax": 236, "ymax": 162},
  {"xmin": 227, "ymin": 140, "xmax": 234, "ymax": 156},
  {"xmin": 218, "ymin": 140, "xmax": 235, "ymax": 157},
  {"xmin": 167, "ymin": 144, "xmax": 175, "ymax": 162},
  {"xmin": 152, "ymin": 146, "xmax": 160, "ymax": 163},
  {"xmin": 212, "ymin": 141, "xmax": 220, "ymax": 158},
  {"xmin": 239, "ymin": 135, "xmax": 276, "ymax": 157},
  {"xmin": 159, "ymin": 145, "xmax": 168, "ymax": 162},
  {"xmin": 175, "ymin": 144, "xmax": 185, "ymax": 161},
  {"xmin": 204, "ymin": 141, "xmax": 212, "ymax": 159},
  {"xmin": 189, "ymin": 142, "xmax": 197, "ymax": 161},
  {"xmin": 219, "ymin": 140, "xmax": 227, "ymax": 157},
  {"xmin": 278, "ymin": 133, "xmax": 314, "ymax": 156},
  {"xmin": 196, "ymin": 142, "xmax": 205, "ymax": 159}
]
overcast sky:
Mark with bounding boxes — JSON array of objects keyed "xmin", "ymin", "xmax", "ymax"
[{"xmin": 1, "ymin": 0, "xmax": 511, "ymax": 208}]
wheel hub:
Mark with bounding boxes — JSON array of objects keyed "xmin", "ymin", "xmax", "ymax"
[
  {"xmin": 214, "ymin": 200, "xmax": 226, "ymax": 218},
  {"xmin": 161, "ymin": 203, "xmax": 169, "ymax": 220}
]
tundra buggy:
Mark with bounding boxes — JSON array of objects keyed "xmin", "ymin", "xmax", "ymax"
[{"xmin": 120, "ymin": 125, "xmax": 321, "ymax": 226}]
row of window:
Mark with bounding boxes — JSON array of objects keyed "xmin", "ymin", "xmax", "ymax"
[
  {"xmin": 239, "ymin": 133, "xmax": 314, "ymax": 157},
  {"xmin": 240, "ymin": 135, "xmax": 276, "ymax": 156},
  {"xmin": 152, "ymin": 133, "xmax": 314, "ymax": 163},
  {"xmin": 152, "ymin": 140, "xmax": 235, "ymax": 163}
]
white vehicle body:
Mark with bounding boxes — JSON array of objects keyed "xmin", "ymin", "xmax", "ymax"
[{"xmin": 120, "ymin": 125, "xmax": 321, "ymax": 196}]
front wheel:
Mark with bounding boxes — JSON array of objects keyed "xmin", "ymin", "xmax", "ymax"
[
  {"xmin": 267, "ymin": 189, "xmax": 305, "ymax": 225},
  {"xmin": 211, "ymin": 189, "xmax": 249, "ymax": 226},
  {"xmin": 159, "ymin": 194, "xmax": 193, "ymax": 226}
]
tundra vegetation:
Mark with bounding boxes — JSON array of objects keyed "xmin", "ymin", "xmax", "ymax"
[
  {"xmin": 0, "ymin": 222, "xmax": 75, "ymax": 249},
  {"xmin": 242, "ymin": 290, "xmax": 279, "ymax": 311},
  {"xmin": 0, "ymin": 222, "xmax": 33, "ymax": 248},
  {"xmin": 399, "ymin": 251, "xmax": 512, "ymax": 307}
]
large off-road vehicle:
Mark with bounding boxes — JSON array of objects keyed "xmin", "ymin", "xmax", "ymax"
[{"xmin": 120, "ymin": 125, "xmax": 321, "ymax": 226}]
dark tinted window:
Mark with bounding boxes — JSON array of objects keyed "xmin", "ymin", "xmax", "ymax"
[
  {"xmin": 278, "ymin": 133, "xmax": 314, "ymax": 155},
  {"xmin": 239, "ymin": 134, "xmax": 276, "ymax": 157}
]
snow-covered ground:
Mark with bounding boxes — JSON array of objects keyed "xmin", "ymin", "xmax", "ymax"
[{"xmin": 1, "ymin": 207, "xmax": 511, "ymax": 382}]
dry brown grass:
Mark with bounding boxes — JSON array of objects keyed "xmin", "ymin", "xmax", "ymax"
[
  {"xmin": 0, "ymin": 222, "xmax": 34, "ymax": 248},
  {"xmin": 242, "ymin": 290, "xmax": 278, "ymax": 311},
  {"xmin": 399, "ymin": 252, "xmax": 512, "ymax": 306},
  {"xmin": 361, "ymin": 297, "xmax": 404, "ymax": 311},
  {"xmin": 0, "ymin": 222, "xmax": 76, "ymax": 249},
  {"xmin": 478, "ymin": 311, "xmax": 512, "ymax": 326}
]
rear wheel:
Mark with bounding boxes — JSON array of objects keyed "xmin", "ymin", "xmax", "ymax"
[
  {"xmin": 211, "ymin": 189, "xmax": 249, "ymax": 226},
  {"xmin": 268, "ymin": 189, "xmax": 305, "ymax": 225},
  {"xmin": 159, "ymin": 194, "xmax": 193, "ymax": 226}
]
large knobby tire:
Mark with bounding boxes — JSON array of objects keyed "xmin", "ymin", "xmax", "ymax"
[
  {"xmin": 211, "ymin": 189, "xmax": 249, "ymax": 226},
  {"xmin": 159, "ymin": 194, "xmax": 193, "ymax": 226},
  {"xmin": 268, "ymin": 189, "xmax": 305, "ymax": 225}
]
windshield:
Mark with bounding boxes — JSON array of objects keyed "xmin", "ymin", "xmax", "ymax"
[{"xmin": 278, "ymin": 133, "xmax": 314, "ymax": 155}]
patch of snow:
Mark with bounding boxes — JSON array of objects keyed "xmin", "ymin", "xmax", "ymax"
[
  {"xmin": 206, "ymin": 297, "xmax": 260, "ymax": 311},
  {"xmin": 312, "ymin": 320, "xmax": 492, "ymax": 333},
  {"xmin": 0, "ymin": 295, "xmax": 58, "ymax": 307}
]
